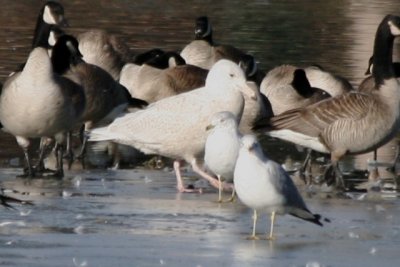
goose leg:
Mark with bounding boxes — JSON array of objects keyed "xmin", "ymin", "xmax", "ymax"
[
  {"xmin": 76, "ymin": 130, "xmax": 89, "ymax": 168},
  {"xmin": 53, "ymin": 142, "xmax": 65, "ymax": 178},
  {"xmin": 299, "ymin": 149, "xmax": 313, "ymax": 184},
  {"xmin": 387, "ymin": 140, "xmax": 399, "ymax": 173},
  {"xmin": 22, "ymin": 147, "xmax": 34, "ymax": 178},
  {"xmin": 324, "ymin": 161, "xmax": 345, "ymax": 189},
  {"xmin": 16, "ymin": 137, "xmax": 34, "ymax": 178},
  {"xmin": 64, "ymin": 131, "xmax": 74, "ymax": 170},
  {"xmin": 35, "ymin": 137, "xmax": 54, "ymax": 174}
]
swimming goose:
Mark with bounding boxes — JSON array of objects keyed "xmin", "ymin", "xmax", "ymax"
[
  {"xmin": 89, "ymin": 59, "xmax": 256, "ymax": 193},
  {"xmin": 262, "ymin": 68, "xmax": 331, "ymax": 115},
  {"xmin": 32, "ymin": 1, "xmax": 68, "ymax": 49},
  {"xmin": 77, "ymin": 29, "xmax": 132, "ymax": 80},
  {"xmin": 234, "ymin": 135, "xmax": 323, "ymax": 240},
  {"xmin": 0, "ymin": 47, "xmax": 85, "ymax": 177},
  {"xmin": 253, "ymin": 14, "xmax": 400, "ymax": 189},
  {"xmin": 180, "ymin": 16, "xmax": 264, "ymax": 80},
  {"xmin": 52, "ymin": 35, "xmax": 147, "ymax": 160},
  {"xmin": 204, "ymin": 111, "xmax": 241, "ymax": 202}
]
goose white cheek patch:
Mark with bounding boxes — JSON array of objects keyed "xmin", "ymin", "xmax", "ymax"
[
  {"xmin": 389, "ymin": 21, "xmax": 400, "ymax": 36},
  {"xmin": 43, "ymin": 6, "xmax": 57, "ymax": 24}
]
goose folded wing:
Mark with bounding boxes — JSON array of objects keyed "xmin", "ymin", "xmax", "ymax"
[{"xmin": 270, "ymin": 92, "xmax": 372, "ymax": 137}]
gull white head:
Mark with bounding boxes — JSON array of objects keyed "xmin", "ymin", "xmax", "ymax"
[
  {"xmin": 205, "ymin": 59, "xmax": 257, "ymax": 99},
  {"xmin": 240, "ymin": 134, "xmax": 264, "ymax": 157}
]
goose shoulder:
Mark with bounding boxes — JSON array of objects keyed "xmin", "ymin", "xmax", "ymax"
[
  {"xmin": 180, "ymin": 40, "xmax": 214, "ymax": 69},
  {"xmin": 162, "ymin": 64, "xmax": 207, "ymax": 94},
  {"xmin": 77, "ymin": 29, "xmax": 131, "ymax": 80}
]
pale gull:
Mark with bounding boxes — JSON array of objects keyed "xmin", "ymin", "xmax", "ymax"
[
  {"xmin": 89, "ymin": 59, "xmax": 256, "ymax": 192},
  {"xmin": 204, "ymin": 111, "xmax": 241, "ymax": 202},
  {"xmin": 234, "ymin": 135, "xmax": 323, "ymax": 240}
]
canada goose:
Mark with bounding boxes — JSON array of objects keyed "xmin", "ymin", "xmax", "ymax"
[
  {"xmin": 120, "ymin": 52, "xmax": 208, "ymax": 103},
  {"xmin": 131, "ymin": 48, "xmax": 165, "ymax": 65},
  {"xmin": 144, "ymin": 51, "xmax": 186, "ymax": 69},
  {"xmin": 52, "ymin": 35, "xmax": 147, "ymax": 160},
  {"xmin": 0, "ymin": 47, "xmax": 85, "ymax": 177},
  {"xmin": 31, "ymin": 1, "xmax": 68, "ymax": 49},
  {"xmin": 205, "ymin": 111, "xmax": 241, "ymax": 202},
  {"xmin": 234, "ymin": 135, "xmax": 323, "ymax": 240},
  {"xmin": 180, "ymin": 16, "xmax": 265, "ymax": 81},
  {"xmin": 253, "ymin": 14, "xmax": 400, "ymax": 189},
  {"xmin": 12, "ymin": 2, "xmax": 68, "ymax": 74},
  {"xmin": 77, "ymin": 29, "xmax": 132, "ymax": 80},
  {"xmin": 261, "ymin": 67, "xmax": 331, "ymax": 115},
  {"xmin": 358, "ymin": 56, "xmax": 400, "ymax": 93},
  {"xmin": 260, "ymin": 64, "xmax": 352, "ymax": 107},
  {"xmin": 89, "ymin": 59, "xmax": 256, "ymax": 193},
  {"xmin": 358, "ymin": 57, "xmax": 400, "ymax": 171}
]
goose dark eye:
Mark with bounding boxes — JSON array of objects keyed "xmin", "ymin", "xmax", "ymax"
[{"xmin": 229, "ymin": 73, "xmax": 234, "ymax": 77}]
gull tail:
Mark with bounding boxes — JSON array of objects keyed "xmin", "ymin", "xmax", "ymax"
[
  {"xmin": 89, "ymin": 127, "xmax": 120, "ymax": 142},
  {"xmin": 289, "ymin": 207, "xmax": 329, "ymax": 227}
]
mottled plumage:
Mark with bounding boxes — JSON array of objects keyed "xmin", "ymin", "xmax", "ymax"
[{"xmin": 90, "ymin": 60, "xmax": 255, "ymax": 192}]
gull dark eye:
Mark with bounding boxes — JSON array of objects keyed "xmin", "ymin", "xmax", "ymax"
[{"xmin": 229, "ymin": 73, "xmax": 234, "ymax": 77}]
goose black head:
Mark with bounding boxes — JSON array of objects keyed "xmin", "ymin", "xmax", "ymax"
[
  {"xmin": 194, "ymin": 16, "xmax": 213, "ymax": 44},
  {"xmin": 145, "ymin": 51, "xmax": 186, "ymax": 69},
  {"xmin": 41, "ymin": 1, "xmax": 68, "ymax": 26},
  {"xmin": 133, "ymin": 49, "xmax": 165, "ymax": 65},
  {"xmin": 51, "ymin": 34, "xmax": 83, "ymax": 74}
]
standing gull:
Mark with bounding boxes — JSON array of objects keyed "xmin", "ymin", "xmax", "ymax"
[
  {"xmin": 89, "ymin": 59, "xmax": 256, "ymax": 192},
  {"xmin": 234, "ymin": 135, "xmax": 323, "ymax": 240},
  {"xmin": 204, "ymin": 111, "xmax": 241, "ymax": 202}
]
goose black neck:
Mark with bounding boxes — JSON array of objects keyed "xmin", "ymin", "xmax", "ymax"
[
  {"xmin": 194, "ymin": 17, "xmax": 213, "ymax": 45},
  {"xmin": 198, "ymin": 32, "xmax": 213, "ymax": 45},
  {"xmin": 292, "ymin": 69, "xmax": 314, "ymax": 98},
  {"xmin": 372, "ymin": 15, "xmax": 396, "ymax": 86},
  {"xmin": 51, "ymin": 35, "xmax": 83, "ymax": 75},
  {"xmin": 32, "ymin": 18, "xmax": 51, "ymax": 49}
]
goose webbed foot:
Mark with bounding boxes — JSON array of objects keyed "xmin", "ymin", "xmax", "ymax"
[{"xmin": 323, "ymin": 163, "xmax": 346, "ymax": 190}]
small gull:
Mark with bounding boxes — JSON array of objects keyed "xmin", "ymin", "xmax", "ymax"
[
  {"xmin": 89, "ymin": 59, "xmax": 256, "ymax": 192},
  {"xmin": 234, "ymin": 135, "xmax": 323, "ymax": 240},
  {"xmin": 204, "ymin": 111, "xmax": 241, "ymax": 202}
]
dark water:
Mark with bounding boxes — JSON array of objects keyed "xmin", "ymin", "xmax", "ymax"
[{"xmin": 1, "ymin": 1, "xmax": 400, "ymax": 266}]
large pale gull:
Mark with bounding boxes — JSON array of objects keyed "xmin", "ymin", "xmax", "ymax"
[{"xmin": 89, "ymin": 59, "xmax": 256, "ymax": 192}]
